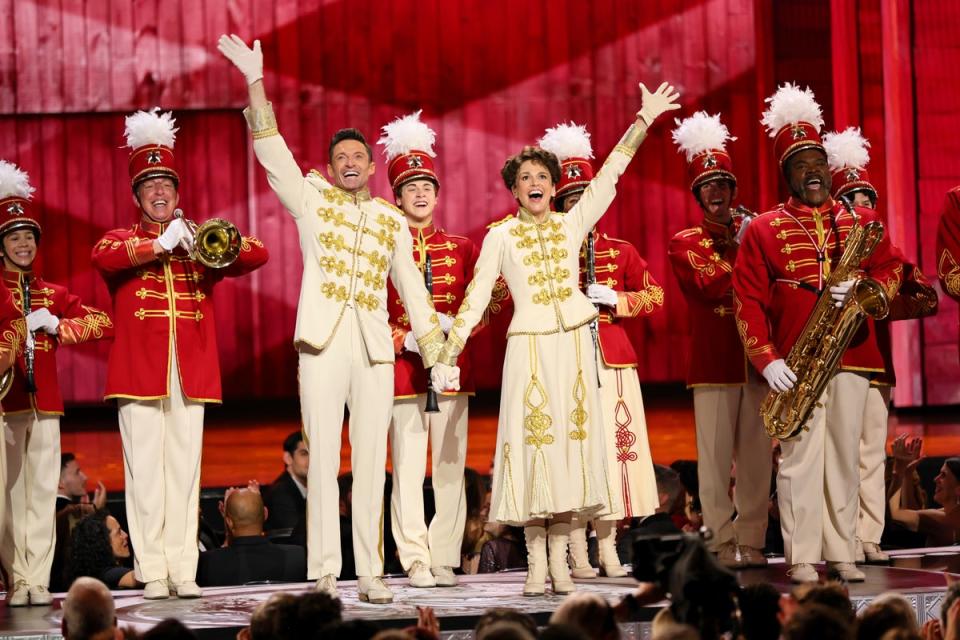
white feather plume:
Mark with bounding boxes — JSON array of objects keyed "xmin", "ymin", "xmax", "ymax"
[
  {"xmin": 537, "ymin": 122, "xmax": 594, "ymax": 161},
  {"xmin": 823, "ymin": 127, "xmax": 871, "ymax": 171},
  {"xmin": 760, "ymin": 82, "xmax": 824, "ymax": 137},
  {"xmin": 0, "ymin": 160, "xmax": 35, "ymax": 201},
  {"xmin": 124, "ymin": 108, "xmax": 178, "ymax": 149},
  {"xmin": 377, "ymin": 110, "xmax": 437, "ymax": 160},
  {"xmin": 671, "ymin": 112, "xmax": 736, "ymax": 162}
]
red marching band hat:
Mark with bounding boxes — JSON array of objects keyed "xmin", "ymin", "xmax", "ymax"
[
  {"xmin": 761, "ymin": 83, "xmax": 826, "ymax": 167},
  {"xmin": 124, "ymin": 108, "xmax": 180, "ymax": 190},
  {"xmin": 537, "ymin": 122, "xmax": 595, "ymax": 209},
  {"xmin": 0, "ymin": 160, "xmax": 41, "ymax": 240},
  {"xmin": 378, "ymin": 110, "xmax": 439, "ymax": 192},
  {"xmin": 671, "ymin": 111, "xmax": 737, "ymax": 192},
  {"xmin": 823, "ymin": 127, "xmax": 877, "ymax": 202}
]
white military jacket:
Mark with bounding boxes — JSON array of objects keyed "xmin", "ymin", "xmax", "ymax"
[
  {"xmin": 245, "ymin": 103, "xmax": 443, "ymax": 366},
  {"xmin": 438, "ymin": 124, "xmax": 647, "ymax": 366}
]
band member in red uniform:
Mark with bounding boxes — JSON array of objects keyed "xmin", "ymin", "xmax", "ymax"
[
  {"xmin": 668, "ymin": 112, "xmax": 771, "ymax": 569},
  {"xmin": 91, "ymin": 110, "xmax": 268, "ymax": 600},
  {"xmin": 0, "ymin": 161, "xmax": 111, "ymax": 606},
  {"xmin": 937, "ymin": 186, "xmax": 960, "ymax": 340},
  {"xmin": 823, "ymin": 127, "xmax": 937, "ymax": 565},
  {"xmin": 539, "ymin": 123, "xmax": 661, "ymax": 579},
  {"xmin": 733, "ymin": 84, "xmax": 902, "ymax": 583},
  {"xmin": 378, "ymin": 112, "xmax": 479, "ymax": 588}
]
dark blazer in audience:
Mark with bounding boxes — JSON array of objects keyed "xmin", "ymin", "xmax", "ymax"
[
  {"xmin": 196, "ymin": 536, "xmax": 306, "ymax": 586},
  {"xmin": 264, "ymin": 471, "xmax": 306, "ymax": 533}
]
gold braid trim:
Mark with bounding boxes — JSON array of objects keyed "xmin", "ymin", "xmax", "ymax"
[
  {"xmin": 416, "ymin": 325, "xmax": 445, "ymax": 368},
  {"xmin": 243, "ymin": 103, "xmax": 279, "ymax": 138}
]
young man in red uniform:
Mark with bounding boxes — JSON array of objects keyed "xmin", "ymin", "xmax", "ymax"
[
  {"xmin": 539, "ymin": 123, "xmax": 663, "ymax": 578},
  {"xmin": 668, "ymin": 112, "xmax": 772, "ymax": 569},
  {"xmin": 733, "ymin": 85, "xmax": 902, "ymax": 583},
  {"xmin": 0, "ymin": 160, "xmax": 112, "ymax": 606},
  {"xmin": 823, "ymin": 128, "xmax": 937, "ymax": 565},
  {"xmin": 91, "ymin": 110, "xmax": 268, "ymax": 600},
  {"xmin": 378, "ymin": 112, "xmax": 479, "ymax": 588}
]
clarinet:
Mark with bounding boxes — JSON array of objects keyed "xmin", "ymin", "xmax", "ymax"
[
  {"xmin": 423, "ymin": 254, "xmax": 440, "ymax": 413},
  {"xmin": 586, "ymin": 232, "xmax": 601, "ymax": 388},
  {"xmin": 22, "ymin": 275, "xmax": 36, "ymax": 393}
]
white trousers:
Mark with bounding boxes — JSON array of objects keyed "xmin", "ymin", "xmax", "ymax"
[
  {"xmin": 3, "ymin": 412, "xmax": 60, "ymax": 587},
  {"xmin": 693, "ymin": 381, "xmax": 771, "ymax": 550},
  {"xmin": 778, "ymin": 371, "xmax": 868, "ymax": 564},
  {"xmin": 858, "ymin": 385, "xmax": 891, "ymax": 545},
  {"xmin": 299, "ymin": 311, "xmax": 394, "ymax": 579},
  {"xmin": 118, "ymin": 361, "xmax": 204, "ymax": 584},
  {"xmin": 389, "ymin": 395, "xmax": 469, "ymax": 570}
]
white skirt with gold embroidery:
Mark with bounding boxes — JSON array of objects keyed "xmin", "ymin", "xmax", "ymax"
[{"xmin": 489, "ymin": 325, "xmax": 615, "ymax": 525}]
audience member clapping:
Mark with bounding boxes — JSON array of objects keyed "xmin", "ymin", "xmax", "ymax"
[
  {"xmin": 68, "ymin": 511, "xmax": 136, "ymax": 589},
  {"xmin": 888, "ymin": 436, "xmax": 960, "ymax": 546},
  {"xmin": 61, "ymin": 577, "xmax": 122, "ymax": 640}
]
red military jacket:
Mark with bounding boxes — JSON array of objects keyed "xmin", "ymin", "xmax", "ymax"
[
  {"xmin": 937, "ymin": 187, "xmax": 960, "ymax": 362},
  {"xmin": 578, "ymin": 231, "xmax": 664, "ymax": 367},
  {"xmin": 733, "ymin": 197, "xmax": 903, "ymax": 375},
  {"xmin": 0, "ymin": 284, "xmax": 30, "ymax": 409},
  {"xmin": 1, "ymin": 269, "xmax": 112, "ymax": 415},
  {"xmin": 669, "ymin": 215, "xmax": 751, "ymax": 386},
  {"xmin": 388, "ymin": 224, "xmax": 480, "ymax": 398},
  {"xmin": 91, "ymin": 218, "xmax": 268, "ymax": 403}
]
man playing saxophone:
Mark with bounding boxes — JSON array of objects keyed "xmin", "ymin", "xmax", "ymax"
[{"xmin": 732, "ymin": 84, "xmax": 903, "ymax": 584}]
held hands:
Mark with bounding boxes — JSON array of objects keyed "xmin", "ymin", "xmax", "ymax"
[
  {"xmin": 26, "ymin": 308, "xmax": 59, "ymax": 335},
  {"xmin": 762, "ymin": 358, "xmax": 797, "ymax": 392},
  {"xmin": 890, "ymin": 434, "xmax": 922, "ymax": 472},
  {"xmin": 637, "ymin": 82, "xmax": 682, "ymax": 127},
  {"xmin": 403, "ymin": 331, "xmax": 420, "ymax": 355},
  {"xmin": 830, "ymin": 279, "xmax": 856, "ymax": 308},
  {"xmin": 437, "ymin": 314, "xmax": 455, "ymax": 335},
  {"xmin": 217, "ymin": 34, "xmax": 264, "ymax": 85},
  {"xmin": 157, "ymin": 218, "xmax": 194, "ymax": 253},
  {"xmin": 586, "ymin": 283, "xmax": 618, "ymax": 308},
  {"xmin": 431, "ymin": 363, "xmax": 461, "ymax": 392}
]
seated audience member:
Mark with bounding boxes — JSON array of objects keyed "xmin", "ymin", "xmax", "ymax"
[
  {"xmin": 888, "ymin": 436, "xmax": 960, "ymax": 546},
  {"xmin": 140, "ymin": 619, "xmax": 197, "ymax": 640},
  {"xmin": 462, "ymin": 468, "xmax": 492, "ymax": 574},
  {"xmin": 855, "ymin": 592, "xmax": 919, "ymax": 640},
  {"xmin": 68, "ymin": 511, "xmax": 136, "ymax": 589},
  {"xmin": 791, "ymin": 582, "xmax": 855, "ymax": 625},
  {"xmin": 478, "ymin": 524, "xmax": 526, "ymax": 573},
  {"xmin": 318, "ymin": 620, "xmax": 379, "ymax": 640},
  {"xmin": 781, "ymin": 604, "xmax": 852, "ymax": 640},
  {"xmin": 739, "ymin": 582, "xmax": 782, "ymax": 640},
  {"xmin": 473, "ymin": 608, "xmax": 539, "ymax": 640},
  {"xmin": 919, "ymin": 580, "xmax": 960, "ymax": 640},
  {"xmin": 197, "ymin": 488, "xmax": 306, "ymax": 586},
  {"xmin": 58, "ymin": 453, "xmax": 107, "ymax": 514},
  {"xmin": 648, "ymin": 623, "xmax": 699, "ymax": 640},
  {"xmin": 618, "ymin": 465, "xmax": 683, "ymax": 564},
  {"xmin": 477, "ymin": 622, "xmax": 538, "ymax": 640},
  {"xmin": 550, "ymin": 592, "xmax": 620, "ymax": 640},
  {"xmin": 264, "ymin": 431, "xmax": 308, "ymax": 536},
  {"xmin": 61, "ymin": 577, "xmax": 122, "ymax": 640}
]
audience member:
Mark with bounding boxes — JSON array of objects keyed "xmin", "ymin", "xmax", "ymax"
[
  {"xmin": 791, "ymin": 582, "xmax": 855, "ymax": 625},
  {"xmin": 68, "ymin": 511, "xmax": 136, "ymax": 589},
  {"xmin": 618, "ymin": 464, "xmax": 682, "ymax": 564},
  {"xmin": 888, "ymin": 437, "xmax": 960, "ymax": 546},
  {"xmin": 920, "ymin": 581, "xmax": 960, "ymax": 640},
  {"xmin": 652, "ymin": 623, "xmax": 700, "ymax": 640},
  {"xmin": 461, "ymin": 467, "xmax": 491, "ymax": 574},
  {"xmin": 197, "ymin": 487, "xmax": 306, "ymax": 586},
  {"xmin": 739, "ymin": 582, "xmax": 782, "ymax": 640},
  {"xmin": 58, "ymin": 453, "xmax": 107, "ymax": 514},
  {"xmin": 61, "ymin": 576, "xmax": 121, "ymax": 640},
  {"xmin": 476, "ymin": 621, "xmax": 537, "ymax": 640},
  {"xmin": 550, "ymin": 592, "xmax": 620, "ymax": 640},
  {"xmin": 317, "ymin": 619, "xmax": 379, "ymax": 640},
  {"xmin": 264, "ymin": 431, "xmax": 308, "ymax": 536},
  {"xmin": 473, "ymin": 608, "xmax": 539, "ymax": 639},
  {"xmin": 856, "ymin": 592, "xmax": 919, "ymax": 640},
  {"xmin": 140, "ymin": 619, "xmax": 197, "ymax": 640},
  {"xmin": 781, "ymin": 603, "xmax": 852, "ymax": 640},
  {"xmin": 478, "ymin": 524, "xmax": 526, "ymax": 573}
]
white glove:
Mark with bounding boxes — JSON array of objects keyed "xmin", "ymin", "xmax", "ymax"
[
  {"xmin": 586, "ymin": 284, "xmax": 618, "ymax": 308},
  {"xmin": 734, "ymin": 215, "xmax": 752, "ymax": 244},
  {"xmin": 26, "ymin": 308, "xmax": 59, "ymax": 335},
  {"xmin": 431, "ymin": 363, "xmax": 461, "ymax": 392},
  {"xmin": 437, "ymin": 314, "xmax": 455, "ymax": 335},
  {"xmin": 762, "ymin": 359, "xmax": 797, "ymax": 392},
  {"xmin": 157, "ymin": 218, "xmax": 193, "ymax": 252},
  {"xmin": 637, "ymin": 82, "xmax": 682, "ymax": 126},
  {"xmin": 217, "ymin": 34, "xmax": 264, "ymax": 85},
  {"xmin": 403, "ymin": 331, "xmax": 420, "ymax": 355},
  {"xmin": 830, "ymin": 279, "xmax": 856, "ymax": 308}
]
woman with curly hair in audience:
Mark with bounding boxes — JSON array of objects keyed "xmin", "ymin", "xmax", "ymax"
[{"xmin": 67, "ymin": 510, "xmax": 137, "ymax": 589}]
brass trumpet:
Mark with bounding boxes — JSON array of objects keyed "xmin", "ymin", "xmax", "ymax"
[{"xmin": 174, "ymin": 209, "xmax": 241, "ymax": 269}]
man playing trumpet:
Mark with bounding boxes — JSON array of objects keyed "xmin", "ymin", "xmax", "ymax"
[{"xmin": 91, "ymin": 109, "xmax": 268, "ymax": 600}]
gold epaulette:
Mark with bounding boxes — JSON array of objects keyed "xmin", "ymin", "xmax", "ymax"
[
  {"xmin": 375, "ymin": 197, "xmax": 404, "ymax": 216},
  {"xmin": 487, "ymin": 214, "xmax": 514, "ymax": 229},
  {"xmin": 443, "ymin": 231, "xmax": 470, "ymax": 241},
  {"xmin": 675, "ymin": 226, "xmax": 704, "ymax": 239},
  {"xmin": 601, "ymin": 233, "xmax": 633, "ymax": 246}
]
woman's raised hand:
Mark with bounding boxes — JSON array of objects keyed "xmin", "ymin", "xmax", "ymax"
[{"xmin": 637, "ymin": 82, "xmax": 681, "ymax": 126}]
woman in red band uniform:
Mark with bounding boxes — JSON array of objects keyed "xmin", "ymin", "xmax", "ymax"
[
  {"xmin": 823, "ymin": 128, "xmax": 938, "ymax": 566},
  {"xmin": 539, "ymin": 122, "xmax": 662, "ymax": 579},
  {"xmin": 433, "ymin": 82, "xmax": 680, "ymax": 596},
  {"xmin": 732, "ymin": 85, "xmax": 902, "ymax": 584},
  {"xmin": 668, "ymin": 112, "xmax": 772, "ymax": 570},
  {"xmin": 91, "ymin": 110, "xmax": 268, "ymax": 601},
  {"xmin": 0, "ymin": 160, "xmax": 112, "ymax": 607},
  {"xmin": 378, "ymin": 112, "xmax": 480, "ymax": 589}
]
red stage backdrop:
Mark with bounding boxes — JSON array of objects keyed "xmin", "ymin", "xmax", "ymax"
[{"xmin": 0, "ymin": 0, "xmax": 957, "ymax": 406}]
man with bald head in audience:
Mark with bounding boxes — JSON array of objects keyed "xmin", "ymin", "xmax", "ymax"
[
  {"xmin": 197, "ymin": 488, "xmax": 306, "ymax": 586},
  {"xmin": 61, "ymin": 577, "xmax": 122, "ymax": 640}
]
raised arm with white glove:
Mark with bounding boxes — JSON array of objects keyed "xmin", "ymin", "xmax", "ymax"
[
  {"xmin": 26, "ymin": 308, "xmax": 59, "ymax": 335},
  {"xmin": 637, "ymin": 82, "xmax": 683, "ymax": 127},
  {"xmin": 586, "ymin": 283, "xmax": 618, "ymax": 308},
  {"xmin": 217, "ymin": 35, "xmax": 264, "ymax": 85},
  {"xmin": 762, "ymin": 358, "xmax": 797, "ymax": 392},
  {"xmin": 829, "ymin": 279, "xmax": 856, "ymax": 308}
]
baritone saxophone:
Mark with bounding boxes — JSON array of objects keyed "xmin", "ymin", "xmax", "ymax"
[{"xmin": 759, "ymin": 197, "xmax": 890, "ymax": 440}]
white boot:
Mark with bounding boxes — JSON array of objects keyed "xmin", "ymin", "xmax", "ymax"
[
  {"xmin": 596, "ymin": 520, "xmax": 627, "ymax": 577},
  {"xmin": 547, "ymin": 520, "xmax": 576, "ymax": 595},
  {"xmin": 568, "ymin": 519, "xmax": 597, "ymax": 579},
  {"xmin": 523, "ymin": 525, "xmax": 548, "ymax": 596}
]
